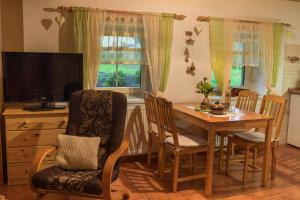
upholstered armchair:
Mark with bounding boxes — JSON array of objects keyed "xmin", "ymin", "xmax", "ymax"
[{"xmin": 29, "ymin": 90, "xmax": 129, "ymax": 200}]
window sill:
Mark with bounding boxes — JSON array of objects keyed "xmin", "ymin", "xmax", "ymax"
[{"xmin": 127, "ymin": 95, "xmax": 144, "ymax": 104}]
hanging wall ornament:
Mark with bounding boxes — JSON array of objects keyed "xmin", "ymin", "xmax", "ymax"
[
  {"xmin": 189, "ymin": 62, "xmax": 196, "ymax": 76},
  {"xmin": 185, "ymin": 31, "xmax": 195, "ymax": 46},
  {"xmin": 194, "ymin": 23, "xmax": 202, "ymax": 36},
  {"xmin": 184, "ymin": 47, "xmax": 190, "ymax": 63},
  {"xmin": 186, "ymin": 65, "xmax": 191, "ymax": 74},
  {"xmin": 186, "ymin": 63, "xmax": 196, "ymax": 76},
  {"xmin": 55, "ymin": 15, "xmax": 66, "ymax": 27},
  {"xmin": 41, "ymin": 19, "xmax": 53, "ymax": 30}
]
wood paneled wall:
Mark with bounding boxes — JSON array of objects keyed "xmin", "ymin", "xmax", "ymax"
[
  {"xmin": 1, "ymin": 0, "xmax": 24, "ymax": 51},
  {"xmin": 0, "ymin": 0, "xmax": 3, "ymax": 184}
]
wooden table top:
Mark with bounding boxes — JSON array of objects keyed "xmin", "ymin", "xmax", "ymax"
[{"xmin": 173, "ymin": 103, "xmax": 273, "ymax": 124}]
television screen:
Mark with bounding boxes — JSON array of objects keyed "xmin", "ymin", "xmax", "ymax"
[{"xmin": 2, "ymin": 52, "xmax": 83, "ymax": 102}]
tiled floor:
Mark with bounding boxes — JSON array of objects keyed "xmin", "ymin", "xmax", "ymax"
[{"xmin": 1, "ymin": 145, "xmax": 300, "ymax": 200}]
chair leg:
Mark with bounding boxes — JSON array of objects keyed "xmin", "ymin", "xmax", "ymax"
[
  {"xmin": 192, "ymin": 153, "xmax": 197, "ymax": 174},
  {"xmin": 172, "ymin": 152, "xmax": 180, "ymax": 192},
  {"xmin": 271, "ymin": 143, "xmax": 279, "ymax": 180},
  {"xmin": 225, "ymin": 138, "xmax": 232, "ymax": 175},
  {"xmin": 231, "ymin": 143, "xmax": 235, "ymax": 155},
  {"xmin": 158, "ymin": 144, "xmax": 166, "ymax": 180},
  {"xmin": 242, "ymin": 145, "xmax": 250, "ymax": 185},
  {"xmin": 219, "ymin": 135, "xmax": 225, "ymax": 169},
  {"xmin": 189, "ymin": 153, "xmax": 193, "ymax": 173},
  {"xmin": 147, "ymin": 133, "xmax": 153, "ymax": 166},
  {"xmin": 34, "ymin": 193, "xmax": 46, "ymax": 200},
  {"xmin": 252, "ymin": 147, "xmax": 258, "ymax": 169}
]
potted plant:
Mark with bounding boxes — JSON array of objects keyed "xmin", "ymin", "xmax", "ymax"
[{"xmin": 195, "ymin": 77, "xmax": 214, "ymax": 109}]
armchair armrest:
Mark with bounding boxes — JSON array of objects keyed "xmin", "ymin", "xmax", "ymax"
[
  {"xmin": 29, "ymin": 145, "xmax": 57, "ymax": 191},
  {"xmin": 102, "ymin": 138, "xmax": 129, "ymax": 200}
]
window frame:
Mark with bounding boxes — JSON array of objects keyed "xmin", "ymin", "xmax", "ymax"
[
  {"xmin": 97, "ymin": 35, "xmax": 147, "ymax": 94},
  {"xmin": 211, "ymin": 65, "xmax": 246, "ymax": 90}
]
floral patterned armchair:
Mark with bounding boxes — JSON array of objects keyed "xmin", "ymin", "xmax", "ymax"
[{"xmin": 30, "ymin": 90, "xmax": 129, "ymax": 200}]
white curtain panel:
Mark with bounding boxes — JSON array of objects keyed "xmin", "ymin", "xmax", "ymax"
[
  {"xmin": 87, "ymin": 11, "xmax": 107, "ymax": 89},
  {"xmin": 259, "ymin": 23, "xmax": 274, "ymax": 94},
  {"xmin": 223, "ymin": 20, "xmax": 237, "ymax": 93},
  {"xmin": 73, "ymin": 9, "xmax": 106, "ymax": 89},
  {"xmin": 223, "ymin": 21, "xmax": 274, "ymax": 94},
  {"xmin": 143, "ymin": 15, "xmax": 161, "ymax": 95},
  {"xmin": 232, "ymin": 22, "xmax": 260, "ymax": 67}
]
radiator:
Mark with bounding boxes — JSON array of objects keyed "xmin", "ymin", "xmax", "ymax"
[{"xmin": 124, "ymin": 104, "xmax": 149, "ymax": 155}]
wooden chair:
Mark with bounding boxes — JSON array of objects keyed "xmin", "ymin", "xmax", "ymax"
[
  {"xmin": 225, "ymin": 94, "xmax": 287, "ymax": 184},
  {"xmin": 156, "ymin": 97, "xmax": 208, "ymax": 192},
  {"xmin": 30, "ymin": 90, "xmax": 129, "ymax": 200},
  {"xmin": 145, "ymin": 92, "xmax": 162, "ymax": 166},
  {"xmin": 217, "ymin": 90, "xmax": 258, "ymax": 169},
  {"xmin": 145, "ymin": 93, "xmax": 195, "ymax": 174}
]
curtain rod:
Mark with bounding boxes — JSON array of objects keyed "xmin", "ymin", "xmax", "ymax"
[
  {"xmin": 57, "ymin": 6, "xmax": 186, "ymax": 20},
  {"xmin": 197, "ymin": 16, "xmax": 291, "ymax": 27}
]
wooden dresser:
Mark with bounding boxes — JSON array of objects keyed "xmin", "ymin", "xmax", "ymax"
[{"xmin": 2, "ymin": 108, "xmax": 68, "ymax": 185}]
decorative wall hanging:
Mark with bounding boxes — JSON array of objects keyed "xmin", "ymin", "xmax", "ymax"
[
  {"xmin": 55, "ymin": 15, "xmax": 66, "ymax": 27},
  {"xmin": 287, "ymin": 56, "xmax": 300, "ymax": 63},
  {"xmin": 41, "ymin": 19, "xmax": 53, "ymax": 30},
  {"xmin": 184, "ymin": 31, "xmax": 197, "ymax": 76},
  {"xmin": 194, "ymin": 23, "xmax": 202, "ymax": 36},
  {"xmin": 185, "ymin": 31, "xmax": 195, "ymax": 46},
  {"xmin": 186, "ymin": 62, "xmax": 196, "ymax": 76},
  {"xmin": 184, "ymin": 47, "xmax": 190, "ymax": 63}
]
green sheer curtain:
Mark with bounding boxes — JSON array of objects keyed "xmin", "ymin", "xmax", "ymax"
[
  {"xmin": 143, "ymin": 13, "xmax": 174, "ymax": 94},
  {"xmin": 73, "ymin": 7, "xmax": 106, "ymax": 89},
  {"xmin": 272, "ymin": 24, "xmax": 284, "ymax": 87},
  {"xmin": 159, "ymin": 14, "xmax": 174, "ymax": 92},
  {"xmin": 209, "ymin": 18, "xmax": 225, "ymax": 92}
]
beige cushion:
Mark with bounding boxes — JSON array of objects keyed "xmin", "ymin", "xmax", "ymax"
[
  {"xmin": 56, "ymin": 135, "xmax": 101, "ymax": 170},
  {"xmin": 234, "ymin": 131, "xmax": 266, "ymax": 143},
  {"xmin": 166, "ymin": 134, "xmax": 207, "ymax": 147}
]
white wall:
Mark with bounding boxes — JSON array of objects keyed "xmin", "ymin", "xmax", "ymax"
[{"xmin": 22, "ymin": 0, "xmax": 300, "ymax": 103}]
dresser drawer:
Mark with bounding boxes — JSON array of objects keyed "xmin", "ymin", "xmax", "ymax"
[
  {"xmin": 7, "ymin": 146, "xmax": 57, "ymax": 164},
  {"xmin": 7, "ymin": 161, "xmax": 56, "ymax": 185},
  {"xmin": 6, "ymin": 129, "xmax": 65, "ymax": 147},
  {"xmin": 5, "ymin": 116, "xmax": 68, "ymax": 131}
]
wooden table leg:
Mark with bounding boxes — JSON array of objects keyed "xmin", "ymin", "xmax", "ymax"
[
  {"xmin": 205, "ymin": 126, "xmax": 216, "ymax": 197},
  {"xmin": 262, "ymin": 119, "xmax": 273, "ymax": 186}
]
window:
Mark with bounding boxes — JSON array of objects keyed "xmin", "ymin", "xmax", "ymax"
[
  {"xmin": 97, "ymin": 36, "xmax": 143, "ymax": 88},
  {"xmin": 211, "ymin": 66, "xmax": 245, "ymax": 88},
  {"xmin": 211, "ymin": 42, "xmax": 249, "ymax": 88}
]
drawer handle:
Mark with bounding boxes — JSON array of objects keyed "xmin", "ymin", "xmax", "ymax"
[
  {"xmin": 24, "ymin": 136, "xmax": 29, "ymax": 142},
  {"xmin": 34, "ymin": 133, "xmax": 40, "ymax": 137},
  {"xmin": 25, "ymin": 169, "xmax": 29, "ymax": 173}
]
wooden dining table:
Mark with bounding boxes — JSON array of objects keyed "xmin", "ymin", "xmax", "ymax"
[{"xmin": 173, "ymin": 103, "xmax": 274, "ymax": 197}]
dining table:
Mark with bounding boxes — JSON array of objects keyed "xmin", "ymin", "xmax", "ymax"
[{"xmin": 173, "ymin": 103, "xmax": 274, "ymax": 197}]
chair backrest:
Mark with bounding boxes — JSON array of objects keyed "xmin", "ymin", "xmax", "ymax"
[
  {"xmin": 144, "ymin": 92, "xmax": 159, "ymax": 133},
  {"xmin": 156, "ymin": 97, "xmax": 180, "ymax": 147},
  {"xmin": 66, "ymin": 90, "xmax": 127, "ymax": 169},
  {"xmin": 236, "ymin": 90, "xmax": 258, "ymax": 112},
  {"xmin": 259, "ymin": 95, "xmax": 287, "ymax": 140}
]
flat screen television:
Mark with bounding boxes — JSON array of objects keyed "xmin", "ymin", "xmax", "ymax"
[{"xmin": 2, "ymin": 52, "xmax": 83, "ymax": 104}]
